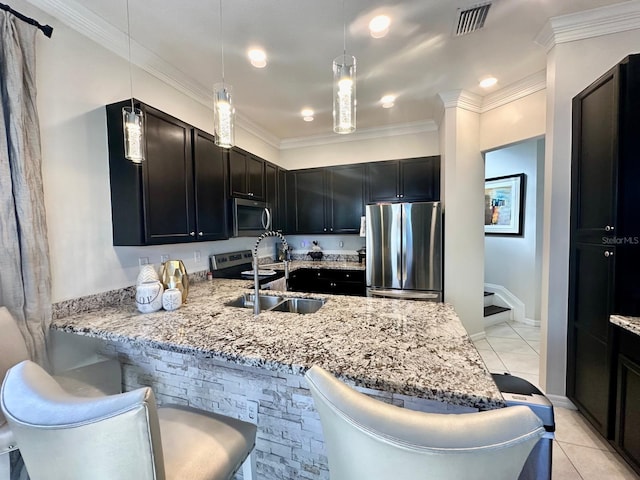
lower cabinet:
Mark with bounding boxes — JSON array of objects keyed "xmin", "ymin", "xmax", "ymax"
[
  {"xmin": 288, "ymin": 269, "xmax": 365, "ymax": 297},
  {"xmin": 614, "ymin": 327, "xmax": 640, "ymax": 475}
]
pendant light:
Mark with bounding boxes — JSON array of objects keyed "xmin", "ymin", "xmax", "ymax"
[
  {"xmin": 214, "ymin": 0, "xmax": 235, "ymax": 148},
  {"xmin": 333, "ymin": 0, "xmax": 356, "ymax": 134},
  {"xmin": 122, "ymin": 0, "xmax": 144, "ymax": 163}
]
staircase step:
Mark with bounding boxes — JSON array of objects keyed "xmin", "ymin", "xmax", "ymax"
[
  {"xmin": 484, "ymin": 291, "xmax": 495, "ymax": 307},
  {"xmin": 484, "ymin": 291, "xmax": 495, "ymax": 297},
  {"xmin": 484, "ymin": 305, "xmax": 511, "ymax": 317}
]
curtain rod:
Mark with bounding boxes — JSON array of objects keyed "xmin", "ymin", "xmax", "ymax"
[{"xmin": 0, "ymin": 2, "xmax": 53, "ymax": 38}]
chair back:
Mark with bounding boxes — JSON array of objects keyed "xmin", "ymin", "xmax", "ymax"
[
  {"xmin": 305, "ymin": 365, "xmax": 545, "ymax": 480},
  {"xmin": 1, "ymin": 360, "xmax": 166, "ymax": 480},
  {"xmin": 0, "ymin": 307, "xmax": 29, "ymax": 427}
]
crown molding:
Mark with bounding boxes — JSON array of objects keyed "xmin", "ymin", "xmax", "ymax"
[
  {"xmin": 535, "ymin": 0, "xmax": 640, "ymax": 52},
  {"xmin": 279, "ymin": 120, "xmax": 438, "ymax": 150},
  {"xmin": 438, "ymin": 90, "xmax": 483, "ymax": 113},
  {"xmin": 481, "ymin": 70, "xmax": 546, "ymax": 112},
  {"xmin": 235, "ymin": 114, "xmax": 282, "ymax": 149}
]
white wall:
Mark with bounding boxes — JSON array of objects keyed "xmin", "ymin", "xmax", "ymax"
[
  {"xmin": 15, "ymin": 1, "xmax": 277, "ymax": 302},
  {"xmin": 480, "ymin": 90, "xmax": 546, "ymax": 152},
  {"xmin": 484, "ymin": 139, "xmax": 544, "ymax": 322},
  {"xmin": 541, "ymin": 29, "xmax": 640, "ymax": 397},
  {"xmin": 278, "ymin": 130, "xmax": 440, "ymax": 170}
]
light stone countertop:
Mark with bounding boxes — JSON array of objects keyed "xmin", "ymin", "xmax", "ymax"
[
  {"xmin": 610, "ymin": 315, "xmax": 640, "ymax": 337},
  {"xmin": 51, "ymin": 276, "xmax": 504, "ymax": 410}
]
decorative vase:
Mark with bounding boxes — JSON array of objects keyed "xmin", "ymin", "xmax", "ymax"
[
  {"xmin": 135, "ymin": 280, "xmax": 164, "ymax": 313},
  {"xmin": 159, "ymin": 260, "xmax": 189, "ymax": 303},
  {"xmin": 162, "ymin": 288, "xmax": 182, "ymax": 311},
  {"xmin": 136, "ymin": 264, "xmax": 159, "ymax": 285}
]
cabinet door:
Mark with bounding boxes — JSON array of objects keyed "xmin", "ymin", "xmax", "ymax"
[
  {"xmin": 229, "ymin": 148, "xmax": 248, "ymax": 197},
  {"xmin": 616, "ymin": 354, "xmax": 640, "ymax": 474},
  {"xmin": 287, "ymin": 170, "xmax": 326, "ymax": 234},
  {"xmin": 193, "ymin": 129, "xmax": 228, "ymax": 241},
  {"xmin": 327, "ymin": 164, "xmax": 365, "ymax": 234},
  {"xmin": 247, "ymin": 155, "xmax": 265, "ymax": 200},
  {"xmin": 277, "ymin": 168, "xmax": 287, "ymax": 232},
  {"xmin": 567, "ymin": 243, "xmax": 616, "ymax": 435},
  {"xmin": 571, "ymin": 66, "xmax": 618, "ymax": 244},
  {"xmin": 143, "ymin": 106, "xmax": 194, "ymax": 244},
  {"xmin": 401, "ymin": 156, "xmax": 441, "ymax": 202},
  {"xmin": 367, "ymin": 161, "xmax": 399, "ymax": 202},
  {"xmin": 265, "ymin": 162, "xmax": 278, "ymax": 229}
]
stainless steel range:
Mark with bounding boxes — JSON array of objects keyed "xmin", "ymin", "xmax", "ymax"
[{"xmin": 209, "ymin": 250, "xmax": 283, "ymax": 287}]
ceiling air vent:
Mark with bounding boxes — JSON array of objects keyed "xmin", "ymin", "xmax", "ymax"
[{"xmin": 454, "ymin": 2, "xmax": 492, "ymax": 36}]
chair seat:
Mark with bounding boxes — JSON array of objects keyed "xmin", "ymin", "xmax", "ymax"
[
  {"xmin": 0, "ymin": 423, "xmax": 16, "ymax": 454},
  {"xmin": 159, "ymin": 406, "xmax": 257, "ymax": 480}
]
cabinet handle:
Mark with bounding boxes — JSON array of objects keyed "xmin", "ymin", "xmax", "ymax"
[
  {"xmin": 400, "ymin": 194, "xmax": 404, "ymax": 198},
  {"xmin": 190, "ymin": 232, "xmax": 195, "ymax": 237},
  {"xmin": 604, "ymin": 251, "xmax": 614, "ymax": 257},
  {"xmin": 330, "ymin": 228, "xmax": 333, "ymax": 232},
  {"xmin": 605, "ymin": 225, "xmax": 615, "ymax": 232},
  {"xmin": 323, "ymin": 228, "xmax": 327, "ymax": 232},
  {"xmin": 345, "ymin": 274, "xmax": 350, "ymax": 278},
  {"xmin": 248, "ymin": 192, "xmax": 254, "ymax": 197},
  {"xmin": 198, "ymin": 232, "xmax": 203, "ymax": 236}
]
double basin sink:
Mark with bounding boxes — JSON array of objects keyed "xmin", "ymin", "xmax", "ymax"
[{"xmin": 227, "ymin": 293, "xmax": 325, "ymax": 314}]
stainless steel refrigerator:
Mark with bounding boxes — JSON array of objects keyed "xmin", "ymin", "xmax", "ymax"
[{"xmin": 366, "ymin": 202, "xmax": 442, "ymax": 301}]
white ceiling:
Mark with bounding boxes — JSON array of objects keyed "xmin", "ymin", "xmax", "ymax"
[{"xmin": 30, "ymin": 0, "xmax": 628, "ymax": 142}]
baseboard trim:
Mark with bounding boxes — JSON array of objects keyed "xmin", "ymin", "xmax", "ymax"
[
  {"xmin": 547, "ymin": 394, "xmax": 577, "ymax": 410},
  {"xmin": 469, "ymin": 331, "xmax": 487, "ymax": 342},
  {"xmin": 521, "ymin": 317, "xmax": 541, "ymax": 327}
]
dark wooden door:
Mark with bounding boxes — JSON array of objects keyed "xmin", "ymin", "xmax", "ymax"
[
  {"xmin": 277, "ymin": 168, "xmax": 287, "ymax": 232},
  {"xmin": 142, "ymin": 106, "xmax": 194, "ymax": 244},
  {"xmin": 327, "ymin": 164, "xmax": 364, "ymax": 233},
  {"xmin": 367, "ymin": 161, "xmax": 399, "ymax": 202},
  {"xmin": 287, "ymin": 169, "xmax": 326, "ymax": 234},
  {"xmin": 228, "ymin": 148, "xmax": 248, "ymax": 198},
  {"xmin": 193, "ymin": 129, "xmax": 228, "ymax": 241},
  {"xmin": 247, "ymin": 155, "xmax": 265, "ymax": 200},
  {"xmin": 615, "ymin": 328, "xmax": 640, "ymax": 475},
  {"xmin": 265, "ymin": 162, "xmax": 277, "ymax": 230},
  {"xmin": 401, "ymin": 156, "xmax": 441, "ymax": 202}
]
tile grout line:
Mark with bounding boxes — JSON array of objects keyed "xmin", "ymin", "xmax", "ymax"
[{"xmin": 555, "ymin": 441, "xmax": 586, "ymax": 480}]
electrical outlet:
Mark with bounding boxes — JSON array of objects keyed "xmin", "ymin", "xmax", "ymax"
[
  {"xmin": 194, "ymin": 251, "xmax": 201, "ymax": 263},
  {"xmin": 339, "ymin": 241, "xmax": 344, "ymax": 248},
  {"xmin": 300, "ymin": 241, "xmax": 306, "ymax": 248},
  {"xmin": 138, "ymin": 257, "xmax": 149, "ymax": 266},
  {"xmin": 246, "ymin": 400, "xmax": 258, "ymax": 423},
  {"xmin": 160, "ymin": 254, "xmax": 169, "ymax": 263}
]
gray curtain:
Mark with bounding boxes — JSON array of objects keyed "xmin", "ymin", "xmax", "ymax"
[{"xmin": 0, "ymin": 11, "xmax": 51, "ymax": 368}]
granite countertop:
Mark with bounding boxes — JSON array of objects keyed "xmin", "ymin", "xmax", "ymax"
[
  {"xmin": 266, "ymin": 260, "xmax": 365, "ymax": 271},
  {"xmin": 610, "ymin": 315, "xmax": 640, "ymax": 337},
  {"xmin": 51, "ymin": 278, "xmax": 504, "ymax": 410}
]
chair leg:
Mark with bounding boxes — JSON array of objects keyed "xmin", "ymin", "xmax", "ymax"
[
  {"xmin": 0, "ymin": 452, "xmax": 9, "ymax": 480},
  {"xmin": 241, "ymin": 450, "xmax": 257, "ymax": 480}
]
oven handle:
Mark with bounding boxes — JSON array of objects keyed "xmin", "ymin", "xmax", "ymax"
[{"xmin": 262, "ymin": 207, "xmax": 272, "ymax": 230}]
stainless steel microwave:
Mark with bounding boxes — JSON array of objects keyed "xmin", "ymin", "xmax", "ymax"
[{"xmin": 232, "ymin": 198, "xmax": 272, "ymax": 237}]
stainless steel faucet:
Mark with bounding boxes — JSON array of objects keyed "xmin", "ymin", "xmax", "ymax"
[{"xmin": 253, "ymin": 231, "xmax": 289, "ymax": 315}]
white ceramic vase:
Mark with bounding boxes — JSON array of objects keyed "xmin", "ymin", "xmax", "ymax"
[
  {"xmin": 137, "ymin": 264, "xmax": 160, "ymax": 285},
  {"xmin": 136, "ymin": 280, "xmax": 164, "ymax": 313},
  {"xmin": 162, "ymin": 288, "xmax": 182, "ymax": 311}
]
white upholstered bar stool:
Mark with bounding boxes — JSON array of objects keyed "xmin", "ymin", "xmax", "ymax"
[
  {"xmin": 1, "ymin": 360, "xmax": 257, "ymax": 480},
  {"xmin": 305, "ymin": 365, "xmax": 546, "ymax": 480},
  {"xmin": 0, "ymin": 307, "xmax": 122, "ymax": 480}
]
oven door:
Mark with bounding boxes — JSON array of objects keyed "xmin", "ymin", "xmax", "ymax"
[{"xmin": 233, "ymin": 198, "xmax": 272, "ymax": 237}]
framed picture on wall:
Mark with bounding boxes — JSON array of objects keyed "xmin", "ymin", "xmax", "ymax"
[{"xmin": 484, "ymin": 173, "xmax": 525, "ymax": 235}]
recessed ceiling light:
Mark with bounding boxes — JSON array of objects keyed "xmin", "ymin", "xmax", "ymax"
[
  {"xmin": 301, "ymin": 108, "xmax": 314, "ymax": 122},
  {"xmin": 380, "ymin": 94, "xmax": 395, "ymax": 108},
  {"xmin": 479, "ymin": 77, "xmax": 497, "ymax": 88},
  {"xmin": 247, "ymin": 48, "xmax": 267, "ymax": 68},
  {"xmin": 369, "ymin": 15, "xmax": 391, "ymax": 39}
]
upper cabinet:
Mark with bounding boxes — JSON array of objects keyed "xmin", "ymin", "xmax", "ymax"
[
  {"xmin": 106, "ymin": 100, "xmax": 228, "ymax": 245},
  {"xmin": 367, "ymin": 156, "xmax": 440, "ymax": 203},
  {"xmin": 229, "ymin": 147, "xmax": 265, "ymax": 200},
  {"xmin": 285, "ymin": 165, "xmax": 365, "ymax": 235}
]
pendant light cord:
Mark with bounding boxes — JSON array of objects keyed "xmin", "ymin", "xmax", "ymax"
[
  {"xmin": 219, "ymin": 0, "xmax": 225, "ymax": 87},
  {"xmin": 126, "ymin": 0, "xmax": 134, "ymax": 111},
  {"xmin": 342, "ymin": 0, "xmax": 346, "ymax": 56}
]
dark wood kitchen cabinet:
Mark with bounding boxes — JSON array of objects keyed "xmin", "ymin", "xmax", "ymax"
[
  {"xmin": 614, "ymin": 326, "xmax": 640, "ymax": 475},
  {"xmin": 367, "ymin": 156, "xmax": 440, "ymax": 203},
  {"xmin": 265, "ymin": 161, "xmax": 287, "ymax": 231},
  {"xmin": 288, "ymin": 268, "xmax": 365, "ymax": 296},
  {"xmin": 285, "ymin": 165, "xmax": 364, "ymax": 234},
  {"xmin": 568, "ymin": 54, "xmax": 640, "ymax": 438},
  {"xmin": 106, "ymin": 100, "xmax": 228, "ymax": 245},
  {"xmin": 229, "ymin": 147, "xmax": 265, "ymax": 200}
]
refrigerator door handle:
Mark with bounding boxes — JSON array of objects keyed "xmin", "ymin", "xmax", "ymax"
[
  {"xmin": 401, "ymin": 203, "xmax": 407, "ymax": 286},
  {"xmin": 397, "ymin": 206, "xmax": 404, "ymax": 286}
]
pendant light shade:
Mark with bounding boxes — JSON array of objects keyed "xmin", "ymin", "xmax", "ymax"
[
  {"xmin": 333, "ymin": 54, "xmax": 356, "ymax": 134},
  {"xmin": 122, "ymin": 0, "xmax": 144, "ymax": 163},
  {"xmin": 123, "ymin": 105, "xmax": 145, "ymax": 163},
  {"xmin": 214, "ymin": 83, "xmax": 235, "ymax": 148}
]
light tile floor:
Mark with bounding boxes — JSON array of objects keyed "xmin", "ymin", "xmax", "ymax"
[{"xmin": 474, "ymin": 321, "xmax": 639, "ymax": 480}]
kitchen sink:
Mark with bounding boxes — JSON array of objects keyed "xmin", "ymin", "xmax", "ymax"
[
  {"xmin": 226, "ymin": 294, "xmax": 284, "ymax": 310},
  {"xmin": 270, "ymin": 298, "xmax": 325, "ymax": 314},
  {"xmin": 226, "ymin": 294, "xmax": 325, "ymax": 314}
]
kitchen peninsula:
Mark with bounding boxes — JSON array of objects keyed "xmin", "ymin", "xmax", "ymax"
[{"xmin": 52, "ymin": 272, "xmax": 503, "ymax": 480}]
